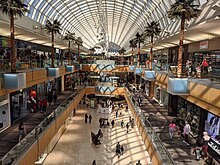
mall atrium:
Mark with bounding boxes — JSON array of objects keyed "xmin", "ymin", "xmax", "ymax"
[{"xmin": 0, "ymin": 0, "xmax": 220, "ymax": 165}]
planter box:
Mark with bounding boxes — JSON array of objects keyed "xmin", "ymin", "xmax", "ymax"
[
  {"xmin": 134, "ymin": 67, "xmax": 142, "ymax": 74},
  {"xmin": 48, "ymin": 68, "xmax": 60, "ymax": 77},
  {"xmin": 129, "ymin": 66, "xmax": 135, "ymax": 71},
  {"xmin": 167, "ymin": 77, "xmax": 189, "ymax": 95},
  {"xmin": 66, "ymin": 66, "xmax": 74, "ymax": 72},
  {"xmin": 144, "ymin": 71, "xmax": 156, "ymax": 81},
  {"xmin": 3, "ymin": 73, "xmax": 26, "ymax": 90}
]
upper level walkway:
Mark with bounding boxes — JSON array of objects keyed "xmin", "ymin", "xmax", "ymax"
[
  {"xmin": 131, "ymin": 89, "xmax": 205, "ymax": 165},
  {"xmin": 0, "ymin": 90, "xmax": 75, "ymax": 159}
]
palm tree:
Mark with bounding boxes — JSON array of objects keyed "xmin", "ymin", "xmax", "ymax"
[
  {"xmin": 0, "ymin": 0, "xmax": 28, "ymax": 72},
  {"xmin": 129, "ymin": 39, "xmax": 137, "ymax": 65},
  {"xmin": 75, "ymin": 37, "xmax": 83, "ymax": 64},
  {"xmin": 44, "ymin": 19, "xmax": 62, "ymax": 68},
  {"xmin": 134, "ymin": 32, "xmax": 145, "ymax": 67},
  {"xmin": 168, "ymin": 0, "xmax": 201, "ymax": 77},
  {"xmin": 143, "ymin": 21, "xmax": 161, "ymax": 70},
  {"xmin": 89, "ymin": 47, "xmax": 95, "ymax": 61},
  {"xmin": 119, "ymin": 47, "xmax": 126, "ymax": 65},
  {"xmin": 64, "ymin": 31, "xmax": 75, "ymax": 65}
]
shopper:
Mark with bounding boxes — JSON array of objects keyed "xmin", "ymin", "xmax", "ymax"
[
  {"xmin": 42, "ymin": 97, "xmax": 47, "ymax": 114},
  {"xmin": 53, "ymin": 93, "xmax": 57, "ymax": 104},
  {"xmin": 121, "ymin": 120, "xmax": 124, "ymax": 128},
  {"xmin": 47, "ymin": 92, "xmax": 53, "ymax": 106},
  {"xmin": 201, "ymin": 58, "xmax": 209, "ymax": 77},
  {"xmin": 111, "ymin": 120, "xmax": 115, "ymax": 128},
  {"xmin": 89, "ymin": 114, "xmax": 92, "ymax": 123},
  {"xmin": 169, "ymin": 121, "xmax": 177, "ymax": 139},
  {"xmin": 192, "ymin": 145, "xmax": 202, "ymax": 161},
  {"xmin": 92, "ymin": 160, "xmax": 96, "ymax": 165},
  {"xmin": 99, "ymin": 117, "xmax": 103, "ymax": 127},
  {"xmin": 131, "ymin": 118, "xmax": 135, "ymax": 128},
  {"xmin": 183, "ymin": 121, "xmax": 191, "ymax": 145},
  {"xmin": 85, "ymin": 113, "xmax": 88, "ymax": 123},
  {"xmin": 120, "ymin": 145, "xmax": 124, "ymax": 155},
  {"xmin": 136, "ymin": 160, "xmax": 142, "ymax": 165},
  {"xmin": 202, "ymin": 132, "xmax": 210, "ymax": 159},
  {"xmin": 116, "ymin": 142, "xmax": 121, "ymax": 158},
  {"xmin": 18, "ymin": 122, "xmax": 26, "ymax": 143},
  {"xmin": 126, "ymin": 123, "xmax": 129, "ymax": 133},
  {"xmin": 115, "ymin": 109, "xmax": 118, "ymax": 118}
]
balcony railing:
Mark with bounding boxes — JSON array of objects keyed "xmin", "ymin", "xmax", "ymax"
[
  {"xmin": 0, "ymin": 59, "xmax": 79, "ymax": 72},
  {"xmin": 0, "ymin": 88, "xmax": 83, "ymax": 165},
  {"xmin": 125, "ymin": 89, "xmax": 176, "ymax": 165}
]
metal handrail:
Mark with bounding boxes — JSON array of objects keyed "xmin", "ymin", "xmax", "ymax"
[{"xmin": 125, "ymin": 89, "xmax": 176, "ymax": 165}]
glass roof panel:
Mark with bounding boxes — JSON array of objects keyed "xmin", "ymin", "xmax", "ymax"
[{"xmin": 25, "ymin": 0, "xmax": 202, "ymax": 49}]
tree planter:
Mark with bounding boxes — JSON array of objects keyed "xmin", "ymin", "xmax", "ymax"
[
  {"xmin": 167, "ymin": 77, "xmax": 189, "ymax": 95},
  {"xmin": 134, "ymin": 67, "xmax": 142, "ymax": 74},
  {"xmin": 129, "ymin": 66, "xmax": 135, "ymax": 71},
  {"xmin": 66, "ymin": 65, "xmax": 74, "ymax": 72},
  {"xmin": 3, "ymin": 73, "xmax": 26, "ymax": 90},
  {"xmin": 48, "ymin": 68, "xmax": 60, "ymax": 77},
  {"xmin": 144, "ymin": 71, "xmax": 156, "ymax": 81}
]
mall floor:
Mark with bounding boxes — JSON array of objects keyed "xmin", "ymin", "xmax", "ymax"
[{"xmin": 43, "ymin": 103, "xmax": 151, "ymax": 165}]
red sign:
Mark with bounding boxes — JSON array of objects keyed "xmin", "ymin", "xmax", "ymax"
[{"xmin": 199, "ymin": 41, "xmax": 209, "ymax": 49}]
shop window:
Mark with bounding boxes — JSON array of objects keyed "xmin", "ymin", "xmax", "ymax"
[{"xmin": 177, "ymin": 97, "xmax": 201, "ymax": 137}]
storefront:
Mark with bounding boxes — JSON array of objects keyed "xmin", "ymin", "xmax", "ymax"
[
  {"xmin": 175, "ymin": 97, "xmax": 207, "ymax": 140},
  {"xmin": 37, "ymin": 82, "xmax": 46, "ymax": 99},
  {"xmin": 10, "ymin": 86, "xmax": 37, "ymax": 123},
  {"xmin": 205, "ymin": 113, "xmax": 220, "ymax": 163},
  {"xmin": 0, "ymin": 95, "xmax": 10, "ymax": 133},
  {"xmin": 46, "ymin": 77, "xmax": 62, "ymax": 94},
  {"xmin": 64, "ymin": 73, "xmax": 76, "ymax": 91}
]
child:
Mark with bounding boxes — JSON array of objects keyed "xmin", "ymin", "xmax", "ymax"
[{"xmin": 192, "ymin": 146, "xmax": 202, "ymax": 161}]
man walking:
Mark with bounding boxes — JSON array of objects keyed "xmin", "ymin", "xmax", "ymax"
[
  {"xmin": 126, "ymin": 123, "xmax": 129, "ymax": 133},
  {"xmin": 85, "ymin": 113, "xmax": 88, "ymax": 123},
  {"xmin": 89, "ymin": 114, "xmax": 92, "ymax": 123}
]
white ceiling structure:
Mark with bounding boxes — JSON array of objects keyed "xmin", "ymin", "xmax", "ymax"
[
  {"xmin": 1, "ymin": 0, "xmax": 219, "ymax": 53},
  {"xmin": 24, "ymin": 0, "xmax": 208, "ymax": 50}
]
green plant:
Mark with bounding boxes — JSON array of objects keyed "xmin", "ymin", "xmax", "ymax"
[
  {"xmin": 143, "ymin": 21, "xmax": 161, "ymax": 70},
  {"xmin": 44, "ymin": 19, "xmax": 62, "ymax": 68},
  {"xmin": 167, "ymin": 0, "xmax": 201, "ymax": 77},
  {"xmin": 64, "ymin": 31, "xmax": 75, "ymax": 65},
  {"xmin": 0, "ymin": 0, "xmax": 28, "ymax": 72}
]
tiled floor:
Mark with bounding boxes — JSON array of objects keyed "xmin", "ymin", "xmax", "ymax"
[{"xmin": 43, "ymin": 104, "xmax": 151, "ymax": 165}]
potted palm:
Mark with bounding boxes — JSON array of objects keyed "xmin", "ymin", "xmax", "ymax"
[
  {"xmin": 167, "ymin": 0, "xmax": 201, "ymax": 95},
  {"xmin": 129, "ymin": 39, "xmax": 137, "ymax": 66},
  {"xmin": 119, "ymin": 47, "xmax": 126, "ymax": 65},
  {"xmin": 75, "ymin": 37, "xmax": 83, "ymax": 64},
  {"xmin": 134, "ymin": 32, "xmax": 144, "ymax": 75},
  {"xmin": 1, "ymin": 0, "xmax": 28, "ymax": 90},
  {"xmin": 44, "ymin": 19, "xmax": 62, "ymax": 77},
  {"xmin": 143, "ymin": 21, "xmax": 161, "ymax": 80},
  {"xmin": 64, "ymin": 31, "xmax": 75, "ymax": 72},
  {"xmin": 64, "ymin": 31, "xmax": 75, "ymax": 65}
]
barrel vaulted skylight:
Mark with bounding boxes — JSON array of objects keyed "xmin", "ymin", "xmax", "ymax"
[{"xmin": 24, "ymin": 0, "xmax": 204, "ymax": 49}]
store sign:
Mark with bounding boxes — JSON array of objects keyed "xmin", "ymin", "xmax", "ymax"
[{"xmin": 199, "ymin": 41, "xmax": 209, "ymax": 49}]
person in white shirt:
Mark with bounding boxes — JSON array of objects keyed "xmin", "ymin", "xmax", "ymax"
[{"xmin": 183, "ymin": 121, "xmax": 191, "ymax": 145}]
